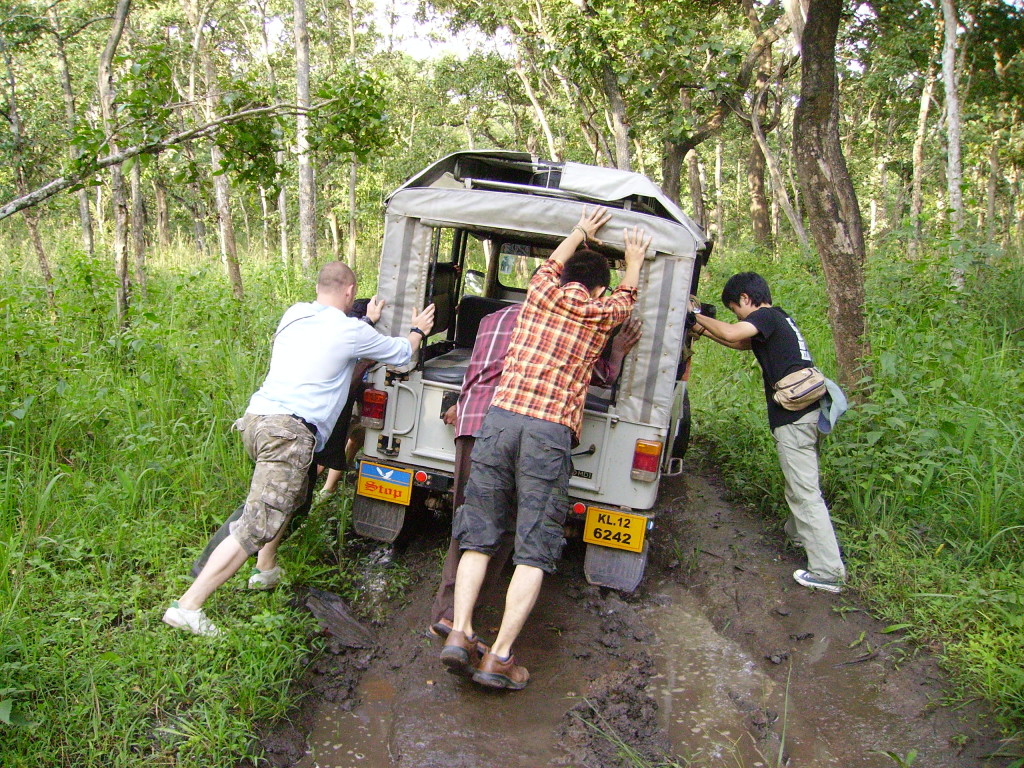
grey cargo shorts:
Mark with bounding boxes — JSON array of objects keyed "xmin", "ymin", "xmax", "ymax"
[
  {"xmin": 453, "ymin": 407, "xmax": 573, "ymax": 574},
  {"xmin": 229, "ymin": 413, "xmax": 316, "ymax": 556}
]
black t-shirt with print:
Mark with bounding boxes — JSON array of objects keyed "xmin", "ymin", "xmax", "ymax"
[{"xmin": 745, "ymin": 305, "xmax": 819, "ymax": 430}]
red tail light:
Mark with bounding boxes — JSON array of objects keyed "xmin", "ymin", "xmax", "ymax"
[
  {"xmin": 631, "ymin": 440, "xmax": 662, "ymax": 482},
  {"xmin": 361, "ymin": 388, "xmax": 387, "ymax": 429}
]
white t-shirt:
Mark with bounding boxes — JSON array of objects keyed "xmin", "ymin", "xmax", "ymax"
[{"xmin": 246, "ymin": 302, "xmax": 411, "ymax": 450}]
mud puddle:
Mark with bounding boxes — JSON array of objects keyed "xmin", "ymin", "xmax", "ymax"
[
  {"xmin": 264, "ymin": 466, "xmax": 1010, "ymax": 768},
  {"xmin": 293, "ymin": 564, "xmax": 616, "ymax": 768},
  {"xmin": 644, "ymin": 578, "xmax": 966, "ymax": 766}
]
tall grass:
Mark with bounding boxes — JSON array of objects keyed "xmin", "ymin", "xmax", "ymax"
[
  {"xmin": 689, "ymin": 242, "xmax": 1024, "ymax": 738},
  {"xmin": 0, "ymin": 242, "xmax": 376, "ymax": 766}
]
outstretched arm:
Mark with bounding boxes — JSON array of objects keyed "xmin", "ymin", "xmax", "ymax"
[
  {"xmin": 618, "ymin": 226, "xmax": 651, "ymax": 292},
  {"xmin": 690, "ymin": 299, "xmax": 756, "ymax": 350},
  {"xmin": 550, "ymin": 206, "xmax": 612, "ymax": 265}
]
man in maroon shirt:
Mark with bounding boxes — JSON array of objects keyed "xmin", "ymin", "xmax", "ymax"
[{"xmin": 428, "ymin": 303, "xmax": 641, "ymax": 638}]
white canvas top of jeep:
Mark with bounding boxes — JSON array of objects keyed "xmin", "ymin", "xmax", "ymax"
[{"xmin": 372, "ymin": 150, "xmax": 707, "ymax": 432}]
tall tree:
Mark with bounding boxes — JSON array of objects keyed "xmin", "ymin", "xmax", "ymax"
[
  {"xmin": 792, "ymin": 0, "xmax": 869, "ymax": 389},
  {"xmin": 97, "ymin": 0, "xmax": 133, "ymax": 325},
  {"xmin": 940, "ymin": 0, "xmax": 964, "ymax": 246},
  {"xmin": 0, "ymin": 28, "xmax": 55, "ymax": 309},
  {"xmin": 294, "ymin": 0, "xmax": 315, "ymax": 269},
  {"xmin": 46, "ymin": 5, "xmax": 95, "ymax": 257}
]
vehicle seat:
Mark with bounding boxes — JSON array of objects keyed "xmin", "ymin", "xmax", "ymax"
[{"xmin": 422, "ymin": 296, "xmax": 515, "ymax": 385}]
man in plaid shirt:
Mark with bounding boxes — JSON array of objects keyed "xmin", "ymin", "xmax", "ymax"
[
  {"xmin": 440, "ymin": 206, "xmax": 651, "ymax": 690},
  {"xmin": 428, "ymin": 303, "xmax": 642, "ymax": 638}
]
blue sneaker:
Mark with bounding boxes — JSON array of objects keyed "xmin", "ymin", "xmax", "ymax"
[{"xmin": 793, "ymin": 569, "xmax": 843, "ymax": 594}]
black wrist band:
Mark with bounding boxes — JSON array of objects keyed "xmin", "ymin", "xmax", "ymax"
[
  {"xmin": 361, "ymin": 316, "xmax": 376, "ymax": 327},
  {"xmin": 410, "ymin": 327, "xmax": 426, "ymax": 338}
]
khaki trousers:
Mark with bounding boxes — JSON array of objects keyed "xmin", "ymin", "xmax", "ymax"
[{"xmin": 773, "ymin": 411, "xmax": 846, "ymax": 582}]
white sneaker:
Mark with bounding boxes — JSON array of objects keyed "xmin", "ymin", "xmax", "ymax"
[
  {"xmin": 248, "ymin": 565, "xmax": 284, "ymax": 590},
  {"xmin": 163, "ymin": 601, "xmax": 221, "ymax": 636},
  {"xmin": 793, "ymin": 569, "xmax": 843, "ymax": 594}
]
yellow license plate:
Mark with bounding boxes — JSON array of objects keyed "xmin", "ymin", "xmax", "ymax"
[
  {"xmin": 356, "ymin": 461, "xmax": 413, "ymax": 506},
  {"xmin": 582, "ymin": 507, "xmax": 647, "ymax": 553}
]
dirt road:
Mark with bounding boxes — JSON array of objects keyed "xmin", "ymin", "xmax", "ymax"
[{"xmin": 257, "ymin": 462, "xmax": 1010, "ymax": 768}]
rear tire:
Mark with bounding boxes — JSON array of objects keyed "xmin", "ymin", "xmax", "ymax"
[{"xmin": 671, "ymin": 390, "xmax": 691, "ymax": 459}]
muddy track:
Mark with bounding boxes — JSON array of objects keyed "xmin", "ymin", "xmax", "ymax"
[{"xmin": 252, "ymin": 460, "xmax": 1011, "ymax": 768}]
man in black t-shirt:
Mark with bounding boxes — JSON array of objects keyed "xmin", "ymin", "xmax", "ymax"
[{"xmin": 690, "ymin": 272, "xmax": 846, "ymax": 593}]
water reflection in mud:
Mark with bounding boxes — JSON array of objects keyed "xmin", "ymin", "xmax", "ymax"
[{"xmin": 644, "ymin": 579, "xmax": 971, "ymax": 767}]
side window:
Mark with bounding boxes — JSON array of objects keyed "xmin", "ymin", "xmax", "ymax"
[
  {"xmin": 463, "ymin": 234, "xmax": 487, "ymax": 297},
  {"xmin": 495, "ymin": 242, "xmax": 625, "ymax": 292},
  {"xmin": 496, "ymin": 243, "xmax": 550, "ymax": 290},
  {"xmin": 427, "ymin": 228, "xmax": 462, "ymax": 339}
]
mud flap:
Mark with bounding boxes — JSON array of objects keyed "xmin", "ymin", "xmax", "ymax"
[
  {"xmin": 352, "ymin": 494, "xmax": 407, "ymax": 543},
  {"xmin": 583, "ymin": 540, "xmax": 649, "ymax": 593}
]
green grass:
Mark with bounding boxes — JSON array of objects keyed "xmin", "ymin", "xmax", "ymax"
[
  {"xmin": 689, "ymin": 241, "xmax": 1024, "ymax": 742},
  {"xmin": 0, "ymin": 241, "xmax": 380, "ymax": 766},
  {"xmin": 3, "ymin": 229, "xmax": 1024, "ymax": 764}
]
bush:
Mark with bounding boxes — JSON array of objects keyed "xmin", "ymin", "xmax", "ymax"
[{"xmin": 689, "ymin": 244, "xmax": 1024, "ymax": 735}]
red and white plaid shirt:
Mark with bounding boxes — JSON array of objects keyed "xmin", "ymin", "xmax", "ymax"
[
  {"xmin": 456, "ymin": 302, "xmax": 622, "ymax": 438},
  {"xmin": 491, "ymin": 259, "xmax": 636, "ymax": 439}
]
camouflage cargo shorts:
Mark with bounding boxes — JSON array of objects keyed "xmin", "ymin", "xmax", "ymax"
[{"xmin": 229, "ymin": 413, "xmax": 316, "ymax": 556}]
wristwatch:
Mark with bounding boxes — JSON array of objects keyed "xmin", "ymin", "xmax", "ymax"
[{"xmin": 410, "ymin": 327, "xmax": 427, "ymax": 337}]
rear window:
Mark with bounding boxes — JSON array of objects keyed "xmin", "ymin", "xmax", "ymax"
[{"xmin": 496, "ymin": 242, "xmax": 623, "ymax": 291}]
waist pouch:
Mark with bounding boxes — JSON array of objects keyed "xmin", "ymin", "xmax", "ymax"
[{"xmin": 773, "ymin": 367, "xmax": 826, "ymax": 411}]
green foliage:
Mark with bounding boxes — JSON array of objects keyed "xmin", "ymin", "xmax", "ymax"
[
  {"xmin": 690, "ymin": 244, "xmax": 1024, "ymax": 738},
  {"xmin": 212, "ymin": 75, "xmax": 284, "ymax": 189},
  {"xmin": 0, "ymin": 248, "xmax": 376, "ymax": 767},
  {"xmin": 309, "ymin": 66, "xmax": 393, "ymax": 161}
]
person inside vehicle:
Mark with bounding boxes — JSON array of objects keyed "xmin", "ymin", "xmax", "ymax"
[
  {"xmin": 163, "ymin": 262, "xmax": 435, "ymax": 636},
  {"xmin": 688, "ymin": 272, "xmax": 846, "ymax": 594},
  {"xmin": 440, "ymin": 206, "xmax": 650, "ymax": 689}
]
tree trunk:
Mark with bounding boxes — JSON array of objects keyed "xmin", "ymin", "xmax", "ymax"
[
  {"xmin": 686, "ymin": 150, "xmax": 708, "ymax": 232},
  {"xmin": 661, "ymin": 140, "xmax": 684, "ymax": 206},
  {"xmin": 909, "ymin": 58, "xmax": 936, "ymax": 259},
  {"xmin": 98, "ymin": 0, "xmax": 133, "ymax": 325},
  {"xmin": 295, "ymin": 0, "xmax": 316, "ymax": 270},
  {"xmin": 601, "ymin": 63, "xmax": 631, "ymax": 171},
  {"xmin": 0, "ymin": 32, "xmax": 56, "ymax": 308},
  {"xmin": 792, "ymin": 0, "xmax": 869, "ymax": 390},
  {"xmin": 715, "ymin": 140, "xmax": 724, "ymax": 245},
  {"xmin": 941, "ymin": 0, "xmax": 964, "ymax": 251},
  {"xmin": 514, "ymin": 57, "xmax": 558, "ymax": 159},
  {"xmin": 48, "ymin": 7, "xmax": 95, "ymax": 257},
  {"xmin": 130, "ymin": 158, "xmax": 146, "ymax": 296},
  {"xmin": 153, "ymin": 177, "xmax": 171, "ymax": 248},
  {"xmin": 95, "ymin": 186, "xmax": 105, "ymax": 243},
  {"xmin": 258, "ymin": 0, "xmax": 289, "ymax": 265},
  {"xmin": 259, "ymin": 185, "xmax": 270, "ymax": 258},
  {"xmin": 202, "ymin": 46, "xmax": 244, "ymax": 299},
  {"xmin": 986, "ymin": 141, "xmax": 1000, "ymax": 245},
  {"xmin": 328, "ymin": 210, "xmax": 341, "ymax": 257},
  {"xmin": 346, "ymin": 159, "xmax": 358, "ymax": 263},
  {"xmin": 751, "ymin": 79, "xmax": 808, "ymax": 249},
  {"xmin": 748, "ymin": 139, "xmax": 773, "ymax": 250}
]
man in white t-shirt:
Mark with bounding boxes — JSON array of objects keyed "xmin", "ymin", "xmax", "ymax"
[{"xmin": 163, "ymin": 262, "xmax": 434, "ymax": 636}]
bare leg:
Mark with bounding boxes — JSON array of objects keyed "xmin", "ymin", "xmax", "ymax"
[
  {"xmin": 253, "ymin": 514, "xmax": 292, "ymax": 571},
  {"xmin": 177, "ymin": 534, "xmax": 250, "ymax": 610},
  {"xmin": 321, "ymin": 468, "xmax": 343, "ymax": 493},
  {"xmin": 452, "ymin": 549, "xmax": 490, "ymax": 640},
  {"xmin": 489, "ymin": 564, "xmax": 544, "ymax": 659}
]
